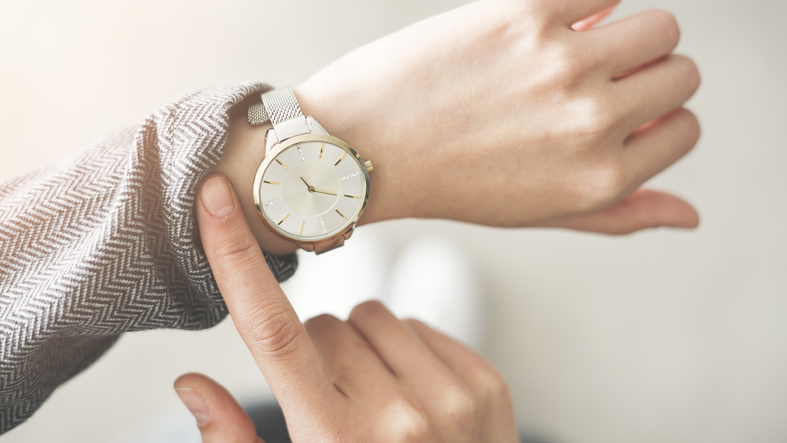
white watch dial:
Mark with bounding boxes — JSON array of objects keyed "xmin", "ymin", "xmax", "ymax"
[{"xmin": 258, "ymin": 141, "xmax": 367, "ymax": 241}]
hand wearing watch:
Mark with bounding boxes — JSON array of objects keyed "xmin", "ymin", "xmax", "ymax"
[{"xmin": 248, "ymin": 88, "xmax": 374, "ymax": 255}]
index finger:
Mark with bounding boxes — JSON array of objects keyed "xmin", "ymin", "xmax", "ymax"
[{"xmin": 195, "ymin": 174, "xmax": 336, "ymax": 412}]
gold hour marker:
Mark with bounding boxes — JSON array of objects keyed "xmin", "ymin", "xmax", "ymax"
[
  {"xmin": 275, "ymin": 159, "xmax": 288, "ymax": 170},
  {"xmin": 344, "ymin": 194, "xmax": 359, "ymax": 199},
  {"xmin": 299, "ymin": 220, "xmax": 305, "ymax": 235},
  {"xmin": 335, "ymin": 209, "xmax": 347, "ymax": 220},
  {"xmin": 263, "ymin": 180, "xmax": 280, "ymax": 185},
  {"xmin": 278, "ymin": 213, "xmax": 290, "ymax": 225},
  {"xmin": 319, "ymin": 143, "xmax": 324, "ymax": 159},
  {"xmin": 334, "ymin": 152, "xmax": 347, "ymax": 166}
]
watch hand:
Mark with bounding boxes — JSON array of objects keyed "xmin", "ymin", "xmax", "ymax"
[
  {"xmin": 312, "ymin": 189, "xmax": 338, "ymax": 196},
  {"xmin": 300, "ymin": 176, "xmax": 315, "ymax": 193}
]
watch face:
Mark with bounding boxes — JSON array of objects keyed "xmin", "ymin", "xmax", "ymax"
[{"xmin": 255, "ymin": 136, "xmax": 368, "ymax": 242}]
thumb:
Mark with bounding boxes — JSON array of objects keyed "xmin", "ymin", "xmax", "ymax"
[
  {"xmin": 174, "ymin": 372, "xmax": 264, "ymax": 443},
  {"xmin": 538, "ymin": 188, "xmax": 700, "ymax": 234}
]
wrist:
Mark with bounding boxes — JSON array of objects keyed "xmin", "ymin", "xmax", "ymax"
[
  {"xmin": 294, "ymin": 84, "xmax": 416, "ymax": 227},
  {"xmin": 214, "ymin": 84, "xmax": 416, "ymax": 257}
]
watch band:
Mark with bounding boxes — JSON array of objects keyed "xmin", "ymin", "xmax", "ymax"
[
  {"xmin": 262, "ymin": 88, "xmax": 302, "ymax": 125},
  {"xmin": 248, "ymin": 88, "xmax": 311, "ymax": 142}
]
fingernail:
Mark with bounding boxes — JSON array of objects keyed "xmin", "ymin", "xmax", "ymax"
[
  {"xmin": 175, "ymin": 387, "xmax": 211, "ymax": 424},
  {"xmin": 200, "ymin": 176, "xmax": 235, "ymax": 218}
]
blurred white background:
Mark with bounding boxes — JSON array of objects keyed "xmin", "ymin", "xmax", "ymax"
[{"xmin": 1, "ymin": 0, "xmax": 786, "ymax": 442}]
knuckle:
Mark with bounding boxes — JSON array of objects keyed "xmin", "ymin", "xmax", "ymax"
[
  {"xmin": 402, "ymin": 318, "xmax": 425, "ymax": 330},
  {"xmin": 545, "ymin": 43, "xmax": 587, "ymax": 89},
  {"xmin": 646, "ymin": 9, "xmax": 681, "ymax": 49},
  {"xmin": 246, "ymin": 306, "xmax": 303, "ymax": 356},
  {"xmin": 573, "ymin": 96, "xmax": 619, "ymax": 138},
  {"xmin": 474, "ymin": 366, "xmax": 511, "ymax": 402},
  {"xmin": 436, "ymin": 384, "xmax": 477, "ymax": 425},
  {"xmin": 211, "ymin": 234, "xmax": 259, "ymax": 267},
  {"xmin": 490, "ymin": 3, "xmax": 542, "ymax": 41},
  {"xmin": 383, "ymin": 399, "xmax": 430, "ymax": 442},
  {"xmin": 581, "ymin": 160, "xmax": 630, "ymax": 208},
  {"xmin": 304, "ymin": 313, "xmax": 340, "ymax": 332},
  {"xmin": 349, "ymin": 300, "xmax": 388, "ymax": 321}
]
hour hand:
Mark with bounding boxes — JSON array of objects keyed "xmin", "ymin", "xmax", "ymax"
[{"xmin": 300, "ymin": 176, "xmax": 314, "ymax": 192}]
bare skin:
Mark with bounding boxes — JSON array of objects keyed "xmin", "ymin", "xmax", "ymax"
[
  {"xmin": 180, "ymin": 0, "xmax": 702, "ymax": 440},
  {"xmin": 213, "ymin": 0, "xmax": 701, "ymax": 256},
  {"xmin": 177, "ymin": 175, "xmax": 519, "ymax": 442}
]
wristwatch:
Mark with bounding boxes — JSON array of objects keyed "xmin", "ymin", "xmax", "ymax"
[{"xmin": 248, "ymin": 88, "xmax": 373, "ymax": 254}]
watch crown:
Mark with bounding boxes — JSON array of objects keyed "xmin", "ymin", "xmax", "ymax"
[{"xmin": 364, "ymin": 160, "xmax": 374, "ymax": 173}]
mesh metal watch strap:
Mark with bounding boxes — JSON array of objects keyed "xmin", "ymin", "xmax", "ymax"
[
  {"xmin": 248, "ymin": 87, "xmax": 310, "ymax": 141},
  {"xmin": 262, "ymin": 88, "xmax": 303, "ymax": 125},
  {"xmin": 248, "ymin": 88, "xmax": 302, "ymax": 125},
  {"xmin": 247, "ymin": 101, "xmax": 268, "ymax": 126}
]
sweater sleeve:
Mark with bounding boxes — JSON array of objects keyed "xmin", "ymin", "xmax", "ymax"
[{"xmin": 0, "ymin": 82, "xmax": 297, "ymax": 433}]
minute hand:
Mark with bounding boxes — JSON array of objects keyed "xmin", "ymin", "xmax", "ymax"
[{"xmin": 312, "ymin": 189, "xmax": 337, "ymax": 196}]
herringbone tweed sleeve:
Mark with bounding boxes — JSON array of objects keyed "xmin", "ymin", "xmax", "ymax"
[{"xmin": 0, "ymin": 82, "xmax": 298, "ymax": 433}]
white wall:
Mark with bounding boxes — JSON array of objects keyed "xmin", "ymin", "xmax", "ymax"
[{"xmin": 1, "ymin": 1, "xmax": 785, "ymax": 442}]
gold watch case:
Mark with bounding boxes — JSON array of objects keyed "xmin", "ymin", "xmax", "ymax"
[{"xmin": 252, "ymin": 133, "xmax": 371, "ymax": 253}]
